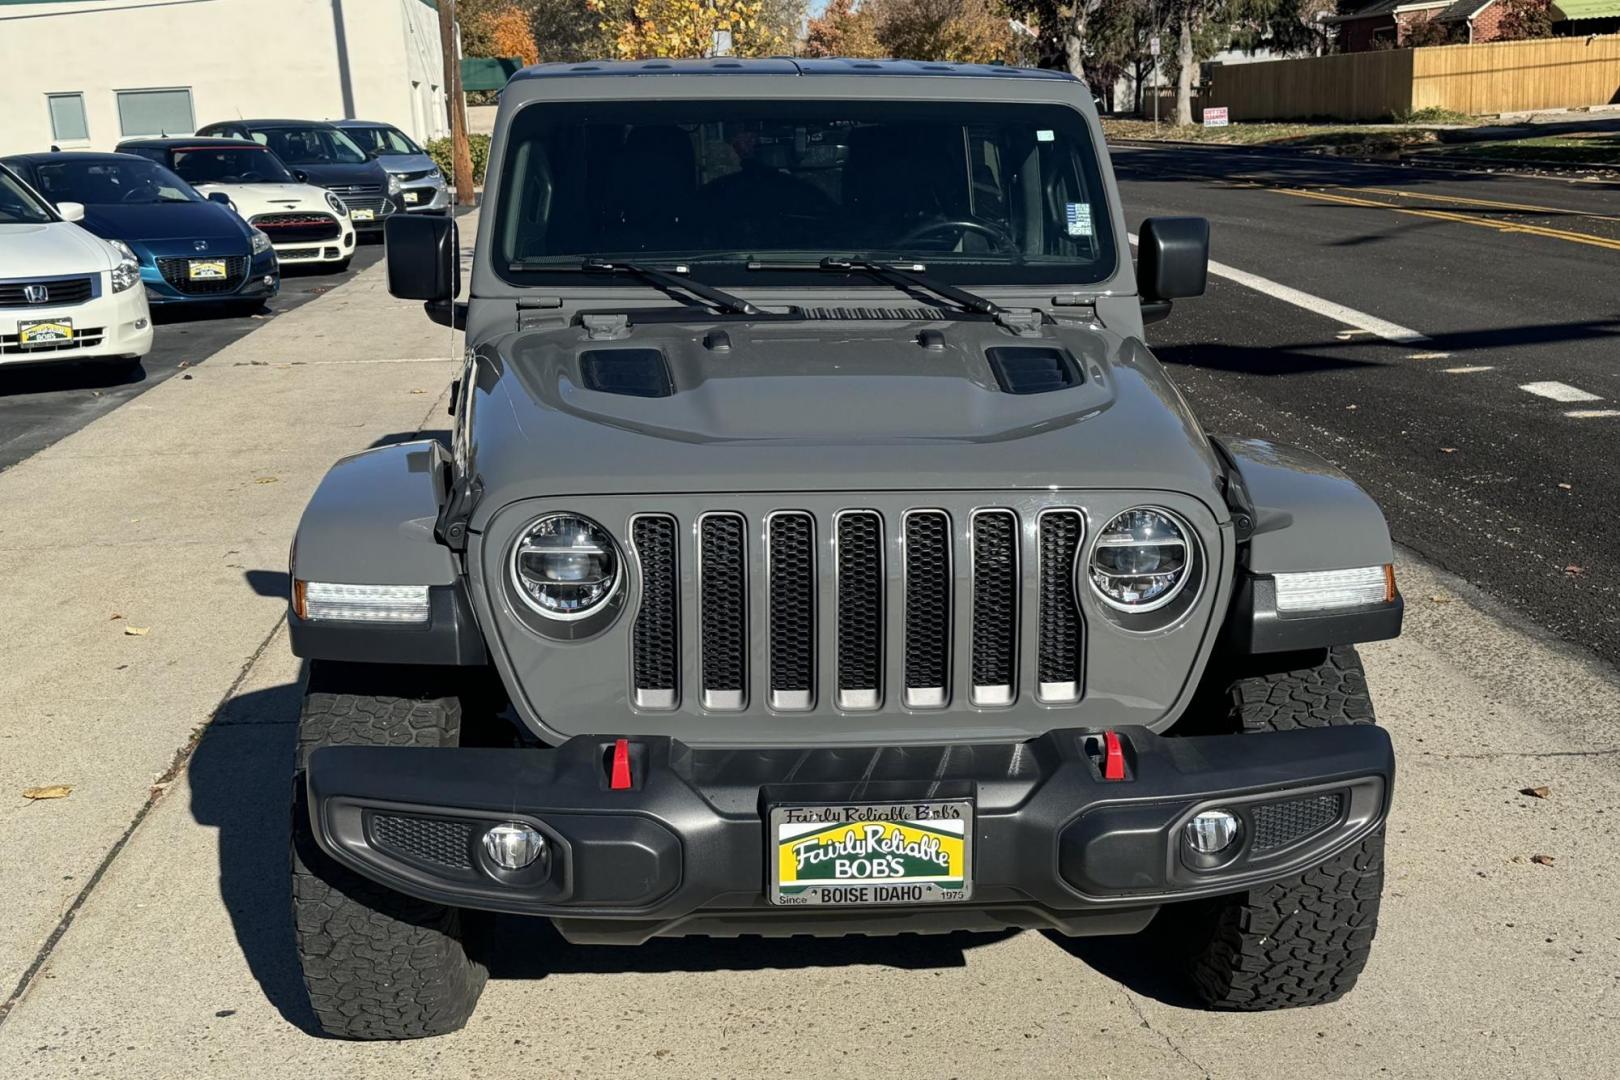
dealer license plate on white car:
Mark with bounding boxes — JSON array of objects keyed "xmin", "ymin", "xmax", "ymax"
[
  {"xmin": 18, "ymin": 318, "xmax": 73, "ymax": 346},
  {"xmin": 769, "ymin": 800, "xmax": 973, "ymax": 906}
]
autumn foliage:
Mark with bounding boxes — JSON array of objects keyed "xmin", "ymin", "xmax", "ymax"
[
  {"xmin": 804, "ymin": 0, "xmax": 1014, "ymax": 64},
  {"xmin": 461, "ymin": 2, "xmax": 541, "ymax": 65},
  {"xmin": 587, "ymin": 0, "xmax": 789, "ymax": 59}
]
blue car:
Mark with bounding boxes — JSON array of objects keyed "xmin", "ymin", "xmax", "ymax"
[{"xmin": 0, "ymin": 151, "xmax": 278, "ymax": 313}]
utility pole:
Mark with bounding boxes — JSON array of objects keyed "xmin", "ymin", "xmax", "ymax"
[{"xmin": 437, "ymin": 0, "xmax": 475, "ymax": 207}]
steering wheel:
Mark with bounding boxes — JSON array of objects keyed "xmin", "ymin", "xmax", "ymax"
[{"xmin": 894, "ymin": 218, "xmax": 1019, "ymax": 254}]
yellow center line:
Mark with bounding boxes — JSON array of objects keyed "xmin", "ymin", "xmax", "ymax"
[
  {"xmin": 1266, "ymin": 186, "xmax": 1620, "ymax": 253},
  {"xmin": 1331, "ymin": 185, "xmax": 1620, "ymax": 224}
]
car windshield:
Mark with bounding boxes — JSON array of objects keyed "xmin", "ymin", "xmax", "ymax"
[
  {"xmin": 31, "ymin": 157, "xmax": 200, "ymax": 206},
  {"xmin": 346, "ymin": 126, "xmax": 423, "ymax": 157},
  {"xmin": 0, "ymin": 168, "xmax": 54, "ymax": 224},
  {"xmin": 252, "ymin": 126, "xmax": 368, "ymax": 165},
  {"xmin": 171, "ymin": 146, "xmax": 296, "ymax": 185},
  {"xmin": 493, "ymin": 98, "xmax": 1117, "ymax": 288}
]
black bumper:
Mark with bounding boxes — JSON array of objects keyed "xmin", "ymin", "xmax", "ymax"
[{"xmin": 305, "ymin": 725, "xmax": 1393, "ymax": 944}]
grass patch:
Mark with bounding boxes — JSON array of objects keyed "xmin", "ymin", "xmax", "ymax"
[
  {"xmin": 1392, "ymin": 106, "xmax": 1473, "ymax": 125},
  {"xmin": 1101, "ymin": 117, "xmax": 1442, "ymax": 156},
  {"xmin": 1437, "ymin": 133, "xmax": 1620, "ymax": 166}
]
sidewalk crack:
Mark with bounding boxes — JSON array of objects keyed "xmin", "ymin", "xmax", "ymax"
[{"xmin": 1123, "ymin": 990, "xmax": 1213, "ymax": 1079}]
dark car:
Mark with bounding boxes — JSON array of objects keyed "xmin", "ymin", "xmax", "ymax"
[
  {"xmin": 330, "ymin": 120, "xmax": 448, "ymax": 215},
  {"xmin": 195, "ymin": 119, "xmax": 397, "ymax": 233},
  {"xmin": 1, "ymin": 151, "xmax": 278, "ymax": 313}
]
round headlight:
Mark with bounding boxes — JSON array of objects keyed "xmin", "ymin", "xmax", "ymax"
[
  {"xmin": 1088, "ymin": 508, "xmax": 1192, "ymax": 612},
  {"xmin": 510, "ymin": 513, "xmax": 621, "ymax": 619},
  {"xmin": 324, "ymin": 191, "xmax": 348, "ymax": 216}
]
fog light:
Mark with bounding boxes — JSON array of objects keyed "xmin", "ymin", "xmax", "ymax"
[
  {"xmin": 134, "ymin": 318, "xmax": 149, "ymax": 330},
  {"xmin": 262, "ymin": 274, "xmax": 275, "ymax": 286},
  {"xmin": 1184, "ymin": 810, "xmax": 1241, "ymax": 855},
  {"xmin": 482, "ymin": 822, "xmax": 547, "ymax": 870}
]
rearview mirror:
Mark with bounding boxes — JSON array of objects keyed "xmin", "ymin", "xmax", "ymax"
[
  {"xmin": 56, "ymin": 201, "xmax": 85, "ymax": 223},
  {"xmin": 1137, "ymin": 217, "xmax": 1209, "ymax": 324},
  {"xmin": 386, "ymin": 212, "xmax": 458, "ymax": 304}
]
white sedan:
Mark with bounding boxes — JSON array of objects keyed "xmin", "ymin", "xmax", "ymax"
[
  {"xmin": 118, "ymin": 138, "xmax": 357, "ymax": 270},
  {"xmin": 0, "ymin": 163, "xmax": 152, "ymax": 370}
]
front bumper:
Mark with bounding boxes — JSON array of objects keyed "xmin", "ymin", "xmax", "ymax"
[
  {"xmin": 0, "ymin": 276, "xmax": 153, "ymax": 364},
  {"xmin": 306, "ymin": 724, "xmax": 1393, "ymax": 944},
  {"xmin": 141, "ymin": 249, "xmax": 279, "ymax": 304},
  {"xmin": 398, "ymin": 180, "xmax": 449, "ymax": 214}
]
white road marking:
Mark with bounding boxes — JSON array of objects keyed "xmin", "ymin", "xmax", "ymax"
[
  {"xmin": 1127, "ymin": 233, "xmax": 1431, "ymax": 344},
  {"xmin": 1564, "ymin": 409, "xmax": 1620, "ymax": 419},
  {"xmin": 1520, "ymin": 381, "xmax": 1603, "ymax": 403},
  {"xmin": 1445, "ymin": 366, "xmax": 1495, "ymax": 373},
  {"xmin": 1407, "ymin": 352, "xmax": 1451, "ymax": 361}
]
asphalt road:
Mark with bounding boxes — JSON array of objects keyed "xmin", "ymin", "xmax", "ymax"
[
  {"xmin": 1113, "ymin": 144, "xmax": 1620, "ymax": 668},
  {"xmin": 0, "ymin": 241, "xmax": 385, "ymax": 473}
]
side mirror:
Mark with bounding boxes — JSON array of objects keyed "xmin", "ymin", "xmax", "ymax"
[
  {"xmin": 386, "ymin": 212, "xmax": 458, "ymax": 303},
  {"xmin": 1137, "ymin": 216, "xmax": 1209, "ymax": 324},
  {"xmin": 293, "ymin": 169, "xmax": 308, "ymax": 183},
  {"xmin": 56, "ymin": 201, "xmax": 86, "ymax": 223},
  {"xmin": 206, "ymin": 191, "xmax": 233, "ymax": 207}
]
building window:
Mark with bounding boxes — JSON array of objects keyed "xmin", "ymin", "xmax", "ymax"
[
  {"xmin": 115, "ymin": 88, "xmax": 195, "ymax": 138},
  {"xmin": 47, "ymin": 93, "xmax": 89, "ymax": 143}
]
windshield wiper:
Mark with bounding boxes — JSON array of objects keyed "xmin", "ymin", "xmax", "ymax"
[
  {"xmin": 746, "ymin": 256, "xmax": 1004, "ymax": 316},
  {"xmin": 508, "ymin": 257, "xmax": 761, "ymax": 317}
]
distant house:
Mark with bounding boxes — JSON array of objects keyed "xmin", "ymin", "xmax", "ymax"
[{"xmin": 1328, "ymin": 0, "xmax": 1620, "ymax": 50}]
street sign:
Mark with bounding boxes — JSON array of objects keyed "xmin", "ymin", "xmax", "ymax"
[
  {"xmin": 1149, "ymin": 36, "xmax": 1160, "ymax": 57},
  {"xmin": 1203, "ymin": 106, "xmax": 1230, "ymax": 127}
]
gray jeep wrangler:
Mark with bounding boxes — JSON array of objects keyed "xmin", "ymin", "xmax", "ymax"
[{"xmin": 287, "ymin": 59, "xmax": 1401, "ymax": 1040}]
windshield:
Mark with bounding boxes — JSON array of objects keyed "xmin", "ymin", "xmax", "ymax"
[
  {"xmin": 0, "ymin": 168, "xmax": 54, "ymax": 224},
  {"xmin": 252, "ymin": 126, "xmax": 367, "ymax": 165},
  {"xmin": 171, "ymin": 146, "xmax": 296, "ymax": 185},
  {"xmin": 31, "ymin": 157, "xmax": 200, "ymax": 206},
  {"xmin": 493, "ymin": 98, "xmax": 1117, "ymax": 288},
  {"xmin": 345, "ymin": 125, "xmax": 423, "ymax": 157}
]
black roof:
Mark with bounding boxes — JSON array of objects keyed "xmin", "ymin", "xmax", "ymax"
[
  {"xmin": 2, "ymin": 151, "xmax": 149, "ymax": 165},
  {"xmin": 204, "ymin": 119, "xmax": 345, "ymax": 129},
  {"xmin": 115, "ymin": 136, "xmax": 265, "ymax": 149},
  {"xmin": 511, "ymin": 57, "xmax": 1075, "ymax": 82}
]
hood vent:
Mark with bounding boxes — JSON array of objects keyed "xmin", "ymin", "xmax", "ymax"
[
  {"xmin": 580, "ymin": 348, "xmax": 674, "ymax": 398},
  {"xmin": 986, "ymin": 346, "xmax": 1081, "ymax": 395},
  {"xmin": 799, "ymin": 305, "xmax": 947, "ymax": 322}
]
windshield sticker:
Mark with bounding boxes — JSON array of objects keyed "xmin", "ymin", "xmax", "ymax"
[
  {"xmin": 1065, "ymin": 202, "xmax": 1093, "ymax": 238},
  {"xmin": 1036, "ymin": 129, "xmax": 1055, "ymax": 142}
]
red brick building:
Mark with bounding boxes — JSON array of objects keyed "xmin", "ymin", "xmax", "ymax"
[{"xmin": 1325, "ymin": 0, "xmax": 1614, "ymax": 49}]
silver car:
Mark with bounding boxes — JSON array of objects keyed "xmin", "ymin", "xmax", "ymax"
[{"xmin": 330, "ymin": 119, "xmax": 449, "ymax": 215}]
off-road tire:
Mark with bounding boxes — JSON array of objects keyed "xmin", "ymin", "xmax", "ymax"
[
  {"xmin": 1176, "ymin": 644, "xmax": 1385, "ymax": 1010},
  {"xmin": 290, "ymin": 662, "xmax": 488, "ymax": 1039}
]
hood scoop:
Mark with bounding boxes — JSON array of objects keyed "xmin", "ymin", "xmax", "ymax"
[
  {"xmin": 986, "ymin": 346, "xmax": 1082, "ymax": 395},
  {"xmin": 580, "ymin": 348, "xmax": 674, "ymax": 398}
]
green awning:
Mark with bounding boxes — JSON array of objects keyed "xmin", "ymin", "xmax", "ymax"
[
  {"xmin": 461, "ymin": 57, "xmax": 524, "ymax": 92},
  {"xmin": 1555, "ymin": 0, "xmax": 1620, "ymax": 18}
]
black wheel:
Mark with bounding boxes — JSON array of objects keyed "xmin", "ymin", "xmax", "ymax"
[
  {"xmin": 1169, "ymin": 645, "xmax": 1385, "ymax": 1010},
  {"xmin": 290, "ymin": 661, "xmax": 488, "ymax": 1039}
]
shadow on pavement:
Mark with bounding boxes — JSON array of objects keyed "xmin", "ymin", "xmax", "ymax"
[
  {"xmin": 1042, "ymin": 926, "xmax": 1205, "ymax": 1010},
  {"xmin": 0, "ymin": 358, "xmax": 145, "ymax": 398},
  {"xmin": 368, "ymin": 428, "xmax": 451, "ymax": 450},
  {"xmin": 243, "ymin": 569, "xmax": 290, "ymax": 598},
  {"xmin": 1156, "ymin": 342, "xmax": 1382, "ymax": 376}
]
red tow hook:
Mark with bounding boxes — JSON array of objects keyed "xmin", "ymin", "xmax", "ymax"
[
  {"xmin": 1102, "ymin": 730, "xmax": 1127, "ymax": 781},
  {"xmin": 609, "ymin": 737, "xmax": 633, "ymax": 790}
]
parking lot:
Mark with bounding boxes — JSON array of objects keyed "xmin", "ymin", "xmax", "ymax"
[{"xmin": 1, "ymin": 178, "xmax": 1617, "ymax": 1076}]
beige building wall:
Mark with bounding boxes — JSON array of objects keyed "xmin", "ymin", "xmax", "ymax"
[{"xmin": 0, "ymin": 0, "xmax": 447, "ymax": 157}]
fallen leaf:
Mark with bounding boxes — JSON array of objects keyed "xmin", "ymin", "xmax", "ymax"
[
  {"xmin": 124, "ymin": 625, "xmax": 150, "ymax": 636},
  {"xmin": 177, "ymin": 360, "xmax": 190, "ymax": 369},
  {"xmin": 109, "ymin": 612, "xmax": 123, "ymax": 621},
  {"xmin": 1430, "ymin": 594, "xmax": 1453, "ymax": 604},
  {"xmin": 182, "ymin": 373, "xmax": 193, "ymax": 380},
  {"xmin": 1520, "ymin": 786, "xmax": 1550, "ymax": 799},
  {"xmin": 23, "ymin": 785, "xmax": 72, "ymax": 800},
  {"xmin": 1345, "ymin": 404, "xmax": 1358, "ymax": 410},
  {"xmin": 1564, "ymin": 565, "xmax": 1584, "ymax": 576},
  {"xmin": 254, "ymin": 476, "xmax": 279, "ymax": 485},
  {"xmin": 1530, "ymin": 854, "xmax": 1556, "ymax": 866},
  {"xmin": 1440, "ymin": 447, "xmax": 1457, "ymax": 454},
  {"xmin": 1557, "ymin": 483, "xmax": 1572, "ymax": 491},
  {"xmin": 410, "ymin": 388, "xmax": 427, "ymax": 395}
]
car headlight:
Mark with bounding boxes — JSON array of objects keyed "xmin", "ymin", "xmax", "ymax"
[
  {"xmin": 1088, "ymin": 508, "xmax": 1192, "ymax": 612},
  {"xmin": 250, "ymin": 227, "xmax": 273, "ymax": 255},
  {"xmin": 324, "ymin": 191, "xmax": 348, "ymax": 216},
  {"xmin": 109, "ymin": 240, "xmax": 141, "ymax": 293},
  {"xmin": 387, "ymin": 173, "xmax": 403, "ymax": 196},
  {"xmin": 510, "ymin": 513, "xmax": 621, "ymax": 619}
]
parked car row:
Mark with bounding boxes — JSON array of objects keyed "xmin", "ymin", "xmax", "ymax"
[{"xmin": 0, "ymin": 117, "xmax": 448, "ymax": 374}]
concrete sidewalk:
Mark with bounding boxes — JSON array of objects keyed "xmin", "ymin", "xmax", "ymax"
[{"xmin": 0, "ymin": 246, "xmax": 461, "ymax": 1007}]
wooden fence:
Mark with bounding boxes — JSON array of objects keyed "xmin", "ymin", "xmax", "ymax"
[{"xmin": 1207, "ymin": 35, "xmax": 1620, "ymax": 121}]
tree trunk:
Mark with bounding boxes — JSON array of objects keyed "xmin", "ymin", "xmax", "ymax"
[
  {"xmin": 1175, "ymin": 12, "xmax": 1195, "ymax": 127},
  {"xmin": 1064, "ymin": 11, "xmax": 1086, "ymax": 83}
]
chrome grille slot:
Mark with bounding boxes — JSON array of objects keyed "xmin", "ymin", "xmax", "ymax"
[
  {"xmin": 835, "ymin": 510, "xmax": 883, "ymax": 710},
  {"xmin": 767, "ymin": 512, "xmax": 815, "ymax": 711},
  {"xmin": 630, "ymin": 515, "xmax": 678, "ymax": 709},
  {"xmin": 970, "ymin": 509, "xmax": 1018, "ymax": 706},
  {"xmin": 698, "ymin": 512, "xmax": 748, "ymax": 710},
  {"xmin": 1037, "ymin": 510, "xmax": 1085, "ymax": 703},
  {"xmin": 903, "ymin": 510, "xmax": 952, "ymax": 708}
]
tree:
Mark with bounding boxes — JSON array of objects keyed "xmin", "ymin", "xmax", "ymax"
[
  {"xmin": 527, "ymin": 0, "xmax": 616, "ymax": 62},
  {"xmin": 869, "ymin": 0, "xmax": 1016, "ymax": 63},
  {"xmin": 1495, "ymin": 0, "xmax": 1556, "ymax": 40},
  {"xmin": 804, "ymin": 0, "xmax": 884, "ymax": 57},
  {"xmin": 588, "ymin": 0, "xmax": 788, "ymax": 59},
  {"xmin": 1401, "ymin": 13, "xmax": 1460, "ymax": 46},
  {"xmin": 460, "ymin": 1, "xmax": 539, "ymax": 62}
]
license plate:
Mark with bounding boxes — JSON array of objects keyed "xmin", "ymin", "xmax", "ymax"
[
  {"xmin": 402, "ymin": 190, "xmax": 421, "ymax": 204},
  {"xmin": 18, "ymin": 318, "xmax": 73, "ymax": 346},
  {"xmin": 351, "ymin": 208, "xmax": 375, "ymax": 221},
  {"xmin": 769, "ymin": 800, "xmax": 973, "ymax": 906},
  {"xmin": 188, "ymin": 259, "xmax": 227, "ymax": 280}
]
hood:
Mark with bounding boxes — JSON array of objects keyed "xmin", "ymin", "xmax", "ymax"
[
  {"xmin": 80, "ymin": 200, "xmax": 248, "ymax": 244},
  {"xmin": 375, "ymin": 153, "xmax": 436, "ymax": 175},
  {"xmin": 463, "ymin": 317, "xmax": 1225, "ymax": 525},
  {"xmin": 192, "ymin": 181, "xmax": 332, "ymax": 216},
  {"xmin": 291, "ymin": 160, "xmax": 389, "ymax": 188},
  {"xmin": 0, "ymin": 221, "xmax": 115, "ymax": 276}
]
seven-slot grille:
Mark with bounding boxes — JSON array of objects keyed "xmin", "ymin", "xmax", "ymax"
[
  {"xmin": 0, "ymin": 277, "xmax": 94, "ymax": 308},
  {"xmin": 628, "ymin": 506, "xmax": 1087, "ymax": 714},
  {"xmin": 250, "ymin": 212, "xmax": 341, "ymax": 243},
  {"xmin": 155, "ymin": 255, "xmax": 249, "ymax": 295}
]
